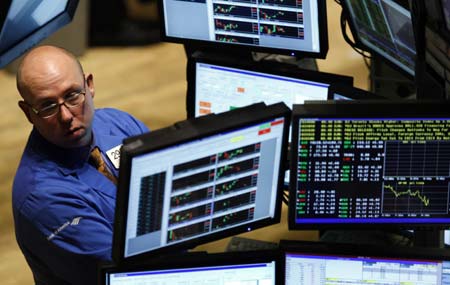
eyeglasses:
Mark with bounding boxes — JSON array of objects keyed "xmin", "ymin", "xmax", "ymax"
[{"xmin": 26, "ymin": 82, "xmax": 87, "ymax": 119}]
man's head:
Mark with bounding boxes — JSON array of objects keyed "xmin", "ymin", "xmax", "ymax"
[{"xmin": 17, "ymin": 45, "xmax": 95, "ymax": 148}]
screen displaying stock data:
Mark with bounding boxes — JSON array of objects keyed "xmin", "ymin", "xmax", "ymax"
[
  {"xmin": 160, "ymin": 0, "xmax": 328, "ymax": 57},
  {"xmin": 290, "ymin": 103, "xmax": 450, "ymax": 228},
  {"xmin": 123, "ymin": 115, "xmax": 287, "ymax": 258},
  {"xmin": 285, "ymin": 251, "xmax": 450, "ymax": 285}
]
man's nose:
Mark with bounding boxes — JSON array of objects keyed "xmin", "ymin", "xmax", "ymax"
[{"xmin": 58, "ymin": 103, "xmax": 74, "ymax": 122}]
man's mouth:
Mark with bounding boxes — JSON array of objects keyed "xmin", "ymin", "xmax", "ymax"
[{"xmin": 66, "ymin": 127, "xmax": 81, "ymax": 136}]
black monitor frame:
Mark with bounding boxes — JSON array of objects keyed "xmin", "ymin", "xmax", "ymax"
[
  {"xmin": 157, "ymin": 0, "xmax": 329, "ymax": 58},
  {"xmin": 101, "ymin": 250, "xmax": 282, "ymax": 285},
  {"xmin": 328, "ymin": 84, "xmax": 392, "ymax": 101},
  {"xmin": 289, "ymin": 100, "xmax": 450, "ymax": 230},
  {"xmin": 411, "ymin": 0, "xmax": 450, "ymax": 100},
  {"xmin": 113, "ymin": 103, "xmax": 291, "ymax": 262},
  {"xmin": 186, "ymin": 51, "xmax": 354, "ymax": 118},
  {"xmin": 0, "ymin": 0, "xmax": 78, "ymax": 68},
  {"xmin": 340, "ymin": 0, "xmax": 416, "ymax": 79}
]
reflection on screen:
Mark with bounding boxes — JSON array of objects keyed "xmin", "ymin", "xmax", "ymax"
[
  {"xmin": 443, "ymin": 0, "xmax": 450, "ymax": 32},
  {"xmin": 0, "ymin": 1, "xmax": 67, "ymax": 53},
  {"xmin": 195, "ymin": 62, "xmax": 329, "ymax": 116},
  {"xmin": 345, "ymin": 0, "xmax": 415, "ymax": 76},
  {"xmin": 108, "ymin": 262, "xmax": 276, "ymax": 285},
  {"xmin": 293, "ymin": 117, "xmax": 450, "ymax": 225},
  {"xmin": 124, "ymin": 117, "xmax": 286, "ymax": 257},
  {"xmin": 162, "ymin": 0, "xmax": 324, "ymax": 55},
  {"xmin": 285, "ymin": 252, "xmax": 450, "ymax": 285}
]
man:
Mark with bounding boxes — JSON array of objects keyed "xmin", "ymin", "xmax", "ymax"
[{"xmin": 12, "ymin": 45, "xmax": 149, "ymax": 284}]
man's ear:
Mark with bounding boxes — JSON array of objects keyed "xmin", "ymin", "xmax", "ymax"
[
  {"xmin": 85, "ymin": 73, "xmax": 95, "ymax": 99},
  {"xmin": 18, "ymin": 101, "xmax": 33, "ymax": 124}
]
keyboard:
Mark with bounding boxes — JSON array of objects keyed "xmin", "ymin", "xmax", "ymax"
[{"xmin": 226, "ymin": 236, "xmax": 278, "ymax": 252}]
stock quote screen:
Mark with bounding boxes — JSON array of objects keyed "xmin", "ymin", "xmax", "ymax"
[
  {"xmin": 292, "ymin": 117, "xmax": 450, "ymax": 226},
  {"xmin": 161, "ymin": 0, "xmax": 326, "ymax": 56},
  {"xmin": 124, "ymin": 117, "xmax": 286, "ymax": 257}
]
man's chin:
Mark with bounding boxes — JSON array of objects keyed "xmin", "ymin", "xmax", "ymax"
[{"xmin": 63, "ymin": 130, "xmax": 92, "ymax": 148}]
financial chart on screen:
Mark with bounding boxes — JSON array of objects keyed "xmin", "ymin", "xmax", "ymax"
[
  {"xmin": 343, "ymin": 0, "xmax": 416, "ymax": 76},
  {"xmin": 292, "ymin": 116, "xmax": 450, "ymax": 226},
  {"xmin": 194, "ymin": 62, "xmax": 330, "ymax": 117},
  {"xmin": 123, "ymin": 116, "xmax": 286, "ymax": 257},
  {"xmin": 285, "ymin": 251, "xmax": 450, "ymax": 285},
  {"xmin": 161, "ymin": 0, "xmax": 326, "ymax": 56}
]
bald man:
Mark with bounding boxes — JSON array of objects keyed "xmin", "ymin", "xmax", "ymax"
[{"xmin": 12, "ymin": 45, "xmax": 149, "ymax": 285}]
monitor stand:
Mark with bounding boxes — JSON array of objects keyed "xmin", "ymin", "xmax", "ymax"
[
  {"xmin": 183, "ymin": 44, "xmax": 318, "ymax": 72},
  {"xmin": 319, "ymin": 229, "xmax": 413, "ymax": 247},
  {"xmin": 369, "ymin": 55, "xmax": 416, "ymax": 99},
  {"xmin": 413, "ymin": 229, "xmax": 444, "ymax": 248}
]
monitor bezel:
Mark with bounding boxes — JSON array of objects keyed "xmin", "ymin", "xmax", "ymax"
[
  {"xmin": 113, "ymin": 103, "xmax": 291, "ymax": 263},
  {"xmin": 0, "ymin": 0, "xmax": 78, "ymax": 68},
  {"xmin": 340, "ymin": 0, "xmax": 416, "ymax": 79},
  {"xmin": 289, "ymin": 100, "xmax": 450, "ymax": 230},
  {"xmin": 101, "ymin": 250, "xmax": 282, "ymax": 285},
  {"xmin": 186, "ymin": 51, "xmax": 354, "ymax": 118},
  {"xmin": 328, "ymin": 84, "xmax": 392, "ymax": 101},
  {"xmin": 157, "ymin": 0, "xmax": 329, "ymax": 59}
]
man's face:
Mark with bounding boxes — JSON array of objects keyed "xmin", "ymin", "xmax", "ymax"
[{"xmin": 22, "ymin": 68, "xmax": 95, "ymax": 149}]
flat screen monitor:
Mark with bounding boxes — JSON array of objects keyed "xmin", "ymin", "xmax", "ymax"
[
  {"xmin": 328, "ymin": 84, "xmax": 391, "ymax": 101},
  {"xmin": 0, "ymin": 0, "xmax": 78, "ymax": 68},
  {"xmin": 281, "ymin": 240, "xmax": 450, "ymax": 285},
  {"xmin": 113, "ymin": 103, "xmax": 290, "ymax": 261},
  {"xmin": 289, "ymin": 100, "xmax": 450, "ymax": 230},
  {"xmin": 187, "ymin": 53, "xmax": 353, "ymax": 118},
  {"xmin": 101, "ymin": 250, "xmax": 280, "ymax": 285},
  {"xmin": 158, "ymin": 0, "xmax": 328, "ymax": 58},
  {"xmin": 416, "ymin": 0, "xmax": 450, "ymax": 99},
  {"xmin": 342, "ymin": 0, "xmax": 416, "ymax": 77}
]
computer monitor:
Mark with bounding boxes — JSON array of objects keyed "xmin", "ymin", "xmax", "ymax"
[
  {"xmin": 328, "ymin": 84, "xmax": 391, "ymax": 101},
  {"xmin": 341, "ymin": 0, "xmax": 416, "ymax": 77},
  {"xmin": 158, "ymin": 0, "xmax": 328, "ymax": 58},
  {"xmin": 187, "ymin": 52, "xmax": 353, "ymax": 118},
  {"xmin": 289, "ymin": 100, "xmax": 450, "ymax": 230},
  {"xmin": 0, "ymin": 0, "xmax": 78, "ymax": 68},
  {"xmin": 101, "ymin": 250, "xmax": 280, "ymax": 285},
  {"xmin": 411, "ymin": 0, "xmax": 450, "ymax": 99},
  {"xmin": 281, "ymin": 240, "xmax": 450, "ymax": 285},
  {"xmin": 113, "ymin": 103, "xmax": 290, "ymax": 261}
]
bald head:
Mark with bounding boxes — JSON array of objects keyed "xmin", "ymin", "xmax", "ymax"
[
  {"xmin": 17, "ymin": 45, "xmax": 84, "ymax": 101},
  {"xmin": 16, "ymin": 45, "xmax": 96, "ymax": 148}
]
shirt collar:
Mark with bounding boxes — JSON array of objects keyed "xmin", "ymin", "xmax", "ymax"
[{"xmin": 29, "ymin": 119, "xmax": 124, "ymax": 176}]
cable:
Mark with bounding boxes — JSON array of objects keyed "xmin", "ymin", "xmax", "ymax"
[{"xmin": 339, "ymin": 7, "xmax": 372, "ymax": 68}]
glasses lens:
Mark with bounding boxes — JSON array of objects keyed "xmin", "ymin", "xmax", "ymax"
[
  {"xmin": 39, "ymin": 105, "xmax": 59, "ymax": 118},
  {"xmin": 65, "ymin": 92, "xmax": 85, "ymax": 107}
]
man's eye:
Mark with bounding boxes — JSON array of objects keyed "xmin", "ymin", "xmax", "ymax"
[
  {"xmin": 65, "ymin": 92, "xmax": 80, "ymax": 102},
  {"xmin": 38, "ymin": 101, "xmax": 57, "ymax": 109}
]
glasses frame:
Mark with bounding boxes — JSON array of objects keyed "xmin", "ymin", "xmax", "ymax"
[{"xmin": 25, "ymin": 79, "xmax": 87, "ymax": 119}]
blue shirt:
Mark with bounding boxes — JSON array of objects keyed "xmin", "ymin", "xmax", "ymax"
[{"xmin": 12, "ymin": 108, "xmax": 149, "ymax": 285}]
